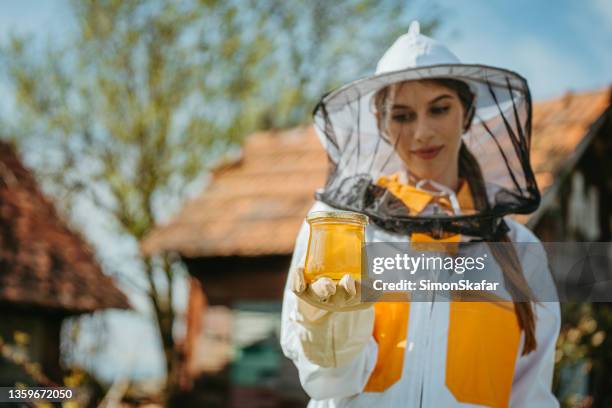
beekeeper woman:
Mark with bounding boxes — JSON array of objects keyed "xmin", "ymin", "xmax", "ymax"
[{"xmin": 280, "ymin": 21, "xmax": 560, "ymax": 408}]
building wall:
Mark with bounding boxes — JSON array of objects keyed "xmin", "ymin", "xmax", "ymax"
[
  {"xmin": 0, "ymin": 307, "xmax": 63, "ymax": 386},
  {"xmin": 181, "ymin": 255, "xmax": 309, "ymax": 406},
  {"xmin": 532, "ymin": 109, "xmax": 612, "ymax": 407},
  {"xmin": 185, "ymin": 255, "xmax": 291, "ymax": 306},
  {"xmin": 534, "ymin": 111, "xmax": 612, "ymax": 242}
]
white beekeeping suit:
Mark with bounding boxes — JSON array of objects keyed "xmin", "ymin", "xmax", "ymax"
[{"xmin": 281, "ymin": 21, "xmax": 560, "ymax": 408}]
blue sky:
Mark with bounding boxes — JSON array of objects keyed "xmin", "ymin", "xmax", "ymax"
[
  {"xmin": 1, "ymin": 0, "xmax": 611, "ymax": 382},
  {"xmin": 1, "ymin": 0, "xmax": 610, "ymax": 100},
  {"xmin": 433, "ymin": 0, "xmax": 612, "ymax": 99}
]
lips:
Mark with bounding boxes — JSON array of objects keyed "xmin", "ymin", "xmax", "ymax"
[{"xmin": 411, "ymin": 145, "xmax": 444, "ymax": 160}]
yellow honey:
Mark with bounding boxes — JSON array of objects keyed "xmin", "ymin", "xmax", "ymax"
[{"xmin": 304, "ymin": 210, "xmax": 368, "ymax": 283}]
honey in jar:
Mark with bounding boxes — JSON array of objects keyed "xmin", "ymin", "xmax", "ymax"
[{"xmin": 303, "ymin": 210, "xmax": 369, "ymax": 283}]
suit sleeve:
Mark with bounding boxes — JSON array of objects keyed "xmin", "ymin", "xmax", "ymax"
[{"xmin": 279, "ymin": 203, "xmax": 379, "ymax": 401}]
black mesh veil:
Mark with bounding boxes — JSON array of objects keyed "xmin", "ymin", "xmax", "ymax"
[{"xmin": 312, "ymin": 63, "xmax": 539, "ymax": 240}]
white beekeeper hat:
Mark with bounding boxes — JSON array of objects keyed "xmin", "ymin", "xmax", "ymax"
[
  {"xmin": 312, "ymin": 21, "xmax": 539, "ymax": 240},
  {"xmin": 323, "ymin": 21, "xmax": 527, "ymax": 115}
]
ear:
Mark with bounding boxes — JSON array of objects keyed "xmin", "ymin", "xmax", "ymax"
[
  {"xmin": 375, "ymin": 112, "xmax": 392, "ymax": 144},
  {"xmin": 463, "ymin": 105, "xmax": 476, "ymax": 132}
]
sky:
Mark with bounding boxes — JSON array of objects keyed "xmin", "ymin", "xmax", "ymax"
[
  {"xmin": 0, "ymin": 0, "xmax": 611, "ymax": 382},
  {"xmin": 1, "ymin": 0, "xmax": 611, "ymax": 100},
  {"xmin": 433, "ymin": 0, "xmax": 612, "ymax": 99}
]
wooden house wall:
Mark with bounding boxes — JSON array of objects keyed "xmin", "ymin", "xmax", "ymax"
[
  {"xmin": 185, "ymin": 256, "xmax": 290, "ymax": 306},
  {"xmin": 0, "ymin": 307, "xmax": 63, "ymax": 386},
  {"xmin": 534, "ymin": 109, "xmax": 612, "ymax": 241}
]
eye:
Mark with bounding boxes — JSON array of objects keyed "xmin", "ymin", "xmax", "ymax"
[
  {"xmin": 430, "ymin": 105, "xmax": 450, "ymax": 115},
  {"xmin": 391, "ymin": 111, "xmax": 416, "ymax": 123}
]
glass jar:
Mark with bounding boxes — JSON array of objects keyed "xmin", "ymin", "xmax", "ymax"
[{"xmin": 304, "ymin": 210, "xmax": 369, "ymax": 283}]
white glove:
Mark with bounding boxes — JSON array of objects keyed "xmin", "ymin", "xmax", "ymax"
[
  {"xmin": 290, "ymin": 261, "xmax": 374, "ymax": 312},
  {"xmin": 289, "ymin": 263, "xmax": 375, "ymax": 368}
]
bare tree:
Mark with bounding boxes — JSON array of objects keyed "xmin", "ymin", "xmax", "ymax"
[{"xmin": 0, "ymin": 0, "xmax": 437, "ymax": 401}]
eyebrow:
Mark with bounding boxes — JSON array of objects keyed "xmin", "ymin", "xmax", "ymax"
[{"xmin": 391, "ymin": 94, "xmax": 454, "ymax": 109}]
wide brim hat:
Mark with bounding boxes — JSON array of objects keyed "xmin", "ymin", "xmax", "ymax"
[
  {"xmin": 321, "ymin": 22, "xmax": 530, "ymax": 118},
  {"xmin": 312, "ymin": 21, "xmax": 539, "ymax": 239}
]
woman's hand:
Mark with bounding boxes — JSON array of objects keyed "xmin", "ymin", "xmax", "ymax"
[
  {"xmin": 288, "ymin": 263, "xmax": 376, "ymax": 368},
  {"xmin": 290, "ymin": 264, "xmax": 373, "ymax": 312}
]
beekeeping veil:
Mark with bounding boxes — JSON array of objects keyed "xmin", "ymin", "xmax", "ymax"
[{"xmin": 312, "ymin": 21, "xmax": 539, "ymax": 240}]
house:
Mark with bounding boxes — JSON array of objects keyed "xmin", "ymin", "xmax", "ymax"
[
  {"xmin": 0, "ymin": 140, "xmax": 130, "ymax": 386},
  {"xmin": 524, "ymin": 88, "xmax": 612, "ymax": 242},
  {"xmin": 141, "ymin": 86, "xmax": 612, "ymax": 407}
]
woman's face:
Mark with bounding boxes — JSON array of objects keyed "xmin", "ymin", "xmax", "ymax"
[{"xmin": 380, "ymin": 80, "xmax": 466, "ymax": 189}]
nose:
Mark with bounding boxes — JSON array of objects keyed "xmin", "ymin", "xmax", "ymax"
[{"xmin": 413, "ymin": 117, "xmax": 434, "ymax": 144}]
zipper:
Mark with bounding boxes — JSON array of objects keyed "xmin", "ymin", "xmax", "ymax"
[
  {"xmin": 408, "ymin": 301, "xmax": 425, "ymax": 408},
  {"xmin": 418, "ymin": 272, "xmax": 438, "ymax": 407},
  {"xmin": 415, "ymin": 302, "xmax": 426, "ymax": 408}
]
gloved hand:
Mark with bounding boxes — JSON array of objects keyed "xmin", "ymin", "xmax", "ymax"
[
  {"xmin": 289, "ymin": 261, "xmax": 375, "ymax": 368},
  {"xmin": 290, "ymin": 261, "xmax": 374, "ymax": 312}
]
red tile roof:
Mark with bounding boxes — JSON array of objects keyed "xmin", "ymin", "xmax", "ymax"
[
  {"xmin": 142, "ymin": 126, "xmax": 327, "ymax": 257},
  {"xmin": 530, "ymin": 88, "xmax": 611, "ymax": 192},
  {"xmin": 0, "ymin": 141, "xmax": 130, "ymax": 314},
  {"xmin": 141, "ymin": 87, "xmax": 611, "ymax": 258}
]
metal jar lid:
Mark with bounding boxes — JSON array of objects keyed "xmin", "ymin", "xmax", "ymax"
[{"xmin": 306, "ymin": 210, "xmax": 369, "ymax": 225}]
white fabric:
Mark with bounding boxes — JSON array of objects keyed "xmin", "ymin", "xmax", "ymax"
[
  {"xmin": 376, "ymin": 21, "xmax": 460, "ymax": 74},
  {"xmin": 280, "ymin": 200, "xmax": 561, "ymax": 407},
  {"xmin": 324, "ymin": 19, "xmax": 518, "ymax": 116},
  {"xmin": 374, "ymin": 20, "xmax": 486, "ymax": 111},
  {"xmin": 294, "ymin": 299, "xmax": 375, "ymax": 369}
]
